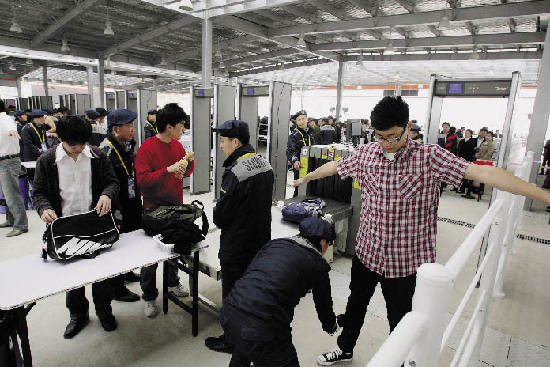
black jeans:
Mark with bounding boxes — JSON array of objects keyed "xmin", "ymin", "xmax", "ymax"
[
  {"xmin": 140, "ymin": 261, "xmax": 180, "ymax": 301},
  {"xmin": 337, "ymin": 256, "xmax": 416, "ymax": 353},
  {"xmin": 66, "ymin": 279, "xmax": 113, "ymax": 318},
  {"xmin": 221, "ymin": 261, "xmax": 250, "ymax": 300},
  {"xmin": 221, "ymin": 304, "xmax": 299, "ymax": 367}
]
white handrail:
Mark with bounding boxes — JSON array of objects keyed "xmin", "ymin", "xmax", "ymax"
[{"xmin": 366, "ymin": 152, "xmax": 534, "ymax": 367}]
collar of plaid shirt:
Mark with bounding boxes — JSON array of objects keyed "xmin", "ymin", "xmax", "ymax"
[{"xmin": 347, "ymin": 139, "xmax": 467, "ymax": 278}]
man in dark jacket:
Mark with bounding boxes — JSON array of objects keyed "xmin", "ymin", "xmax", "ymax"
[
  {"xmin": 87, "ymin": 110, "xmax": 107, "ymax": 147},
  {"xmin": 100, "ymin": 109, "xmax": 142, "ymax": 302},
  {"xmin": 221, "ymin": 217, "xmax": 339, "ymax": 367},
  {"xmin": 20, "ymin": 109, "xmax": 48, "ymax": 162},
  {"xmin": 206, "ymin": 120, "xmax": 274, "ymax": 353},
  {"xmin": 143, "ymin": 109, "xmax": 158, "ymax": 141},
  {"xmin": 32, "ymin": 116, "xmax": 119, "ymax": 339},
  {"xmin": 287, "ymin": 110, "xmax": 315, "ymax": 197}
]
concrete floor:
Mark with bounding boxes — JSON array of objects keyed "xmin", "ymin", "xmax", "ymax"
[{"xmin": 1, "ymin": 184, "xmax": 549, "ymax": 366}]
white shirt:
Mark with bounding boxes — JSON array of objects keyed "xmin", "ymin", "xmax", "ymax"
[
  {"xmin": 0, "ymin": 112, "xmax": 20, "ymax": 156},
  {"xmin": 56, "ymin": 144, "xmax": 93, "ymax": 217}
]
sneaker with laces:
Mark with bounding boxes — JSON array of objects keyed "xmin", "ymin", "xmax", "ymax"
[
  {"xmin": 144, "ymin": 300, "xmax": 159, "ymax": 318},
  {"xmin": 168, "ymin": 284, "xmax": 189, "ymax": 298},
  {"xmin": 317, "ymin": 347, "xmax": 353, "ymax": 366}
]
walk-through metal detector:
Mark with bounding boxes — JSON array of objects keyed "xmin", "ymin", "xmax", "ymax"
[
  {"xmin": 75, "ymin": 94, "xmax": 91, "ymax": 114},
  {"xmin": 213, "ymin": 84, "xmax": 237, "ymax": 199},
  {"xmin": 105, "ymin": 92, "xmax": 116, "ymax": 111},
  {"xmin": 115, "ymin": 91, "xmax": 126, "ymax": 109},
  {"xmin": 237, "ymin": 84, "xmax": 270, "ymax": 151},
  {"xmin": 39, "ymin": 96, "xmax": 53, "ymax": 110},
  {"xmin": 190, "ymin": 86, "xmax": 214, "ymax": 195},
  {"xmin": 136, "ymin": 89, "xmax": 157, "ymax": 146},
  {"xmin": 424, "ymin": 72, "xmax": 522, "ymax": 263}
]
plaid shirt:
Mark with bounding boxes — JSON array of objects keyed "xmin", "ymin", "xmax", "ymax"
[{"xmin": 337, "ymin": 139, "xmax": 470, "ymax": 278}]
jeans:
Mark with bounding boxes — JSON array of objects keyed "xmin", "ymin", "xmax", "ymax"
[
  {"xmin": 66, "ymin": 280, "xmax": 113, "ymax": 318},
  {"xmin": 140, "ymin": 261, "xmax": 180, "ymax": 301},
  {"xmin": 0, "ymin": 157, "xmax": 28, "ymax": 230},
  {"xmin": 222, "ymin": 304, "xmax": 299, "ymax": 367},
  {"xmin": 337, "ymin": 256, "xmax": 416, "ymax": 353}
]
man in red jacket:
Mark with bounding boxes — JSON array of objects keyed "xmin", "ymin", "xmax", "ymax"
[{"xmin": 135, "ymin": 103, "xmax": 194, "ymax": 318}]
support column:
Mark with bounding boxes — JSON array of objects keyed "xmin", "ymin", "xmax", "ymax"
[
  {"xmin": 201, "ymin": 18, "xmax": 213, "ymax": 88},
  {"xmin": 335, "ymin": 58, "xmax": 344, "ymax": 120},
  {"xmin": 87, "ymin": 65, "xmax": 95, "ymax": 108},
  {"xmin": 98, "ymin": 57, "xmax": 105, "ymax": 108},
  {"xmin": 42, "ymin": 66, "xmax": 48, "ymax": 97},
  {"xmin": 396, "ymin": 83, "xmax": 402, "ymax": 96},
  {"xmin": 525, "ymin": 30, "xmax": 550, "ymax": 209},
  {"xmin": 16, "ymin": 77, "xmax": 22, "ymax": 99}
]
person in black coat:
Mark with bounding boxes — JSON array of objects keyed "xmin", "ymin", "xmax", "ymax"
[
  {"xmin": 20, "ymin": 109, "xmax": 49, "ymax": 162},
  {"xmin": 455, "ymin": 129, "xmax": 477, "ymax": 195},
  {"xmin": 206, "ymin": 120, "xmax": 274, "ymax": 353},
  {"xmin": 220, "ymin": 217, "xmax": 339, "ymax": 367},
  {"xmin": 100, "ymin": 109, "xmax": 143, "ymax": 302},
  {"xmin": 287, "ymin": 110, "xmax": 314, "ymax": 197},
  {"xmin": 143, "ymin": 109, "xmax": 158, "ymax": 141}
]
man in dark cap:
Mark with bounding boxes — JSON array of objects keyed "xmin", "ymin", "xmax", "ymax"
[
  {"xmin": 409, "ymin": 123, "xmax": 422, "ymax": 142},
  {"xmin": 20, "ymin": 109, "xmax": 48, "ymax": 162},
  {"xmin": 220, "ymin": 217, "xmax": 339, "ymax": 366},
  {"xmin": 287, "ymin": 110, "xmax": 315, "ymax": 197},
  {"xmin": 100, "ymin": 109, "xmax": 142, "ymax": 302},
  {"xmin": 86, "ymin": 109, "xmax": 107, "ymax": 146},
  {"xmin": 144, "ymin": 109, "xmax": 157, "ymax": 141},
  {"xmin": 205, "ymin": 120, "xmax": 274, "ymax": 353}
]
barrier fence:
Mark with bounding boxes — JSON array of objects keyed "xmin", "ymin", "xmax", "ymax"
[{"xmin": 367, "ymin": 152, "xmax": 534, "ymax": 367}]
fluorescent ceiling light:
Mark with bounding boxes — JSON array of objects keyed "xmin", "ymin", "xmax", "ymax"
[
  {"xmin": 10, "ymin": 21, "xmax": 22, "ymax": 33},
  {"xmin": 104, "ymin": 19, "xmax": 115, "ymax": 36},
  {"xmin": 61, "ymin": 38, "xmax": 70, "ymax": 53},
  {"xmin": 179, "ymin": 0, "xmax": 193, "ymax": 11},
  {"xmin": 438, "ymin": 14, "xmax": 451, "ymax": 29}
]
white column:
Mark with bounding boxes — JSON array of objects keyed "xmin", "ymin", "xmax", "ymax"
[
  {"xmin": 335, "ymin": 59, "xmax": 344, "ymax": 120},
  {"xmin": 87, "ymin": 65, "xmax": 95, "ymax": 107},
  {"xmin": 396, "ymin": 83, "xmax": 402, "ymax": 96},
  {"xmin": 98, "ymin": 57, "xmax": 105, "ymax": 108},
  {"xmin": 525, "ymin": 29, "xmax": 550, "ymax": 209},
  {"xmin": 42, "ymin": 65, "xmax": 48, "ymax": 97},
  {"xmin": 201, "ymin": 18, "xmax": 213, "ymax": 88},
  {"xmin": 16, "ymin": 77, "xmax": 22, "ymax": 99}
]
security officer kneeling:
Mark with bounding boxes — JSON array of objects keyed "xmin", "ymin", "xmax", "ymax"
[{"xmin": 220, "ymin": 217, "xmax": 339, "ymax": 367}]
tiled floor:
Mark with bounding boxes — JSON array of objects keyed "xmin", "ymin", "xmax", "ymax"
[{"xmin": 1, "ymin": 185, "xmax": 549, "ymax": 366}]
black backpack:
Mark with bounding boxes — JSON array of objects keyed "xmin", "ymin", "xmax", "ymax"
[
  {"xmin": 282, "ymin": 198, "xmax": 325, "ymax": 224},
  {"xmin": 41, "ymin": 210, "xmax": 119, "ymax": 260}
]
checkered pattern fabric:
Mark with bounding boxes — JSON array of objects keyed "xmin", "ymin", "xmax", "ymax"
[{"xmin": 337, "ymin": 139, "xmax": 470, "ymax": 278}]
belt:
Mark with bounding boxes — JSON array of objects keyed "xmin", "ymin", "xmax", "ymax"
[{"xmin": 0, "ymin": 154, "xmax": 19, "ymax": 162}]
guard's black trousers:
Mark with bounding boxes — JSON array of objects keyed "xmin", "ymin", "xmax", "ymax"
[
  {"xmin": 337, "ymin": 256, "xmax": 416, "ymax": 353},
  {"xmin": 221, "ymin": 304, "xmax": 299, "ymax": 367},
  {"xmin": 66, "ymin": 280, "xmax": 113, "ymax": 318}
]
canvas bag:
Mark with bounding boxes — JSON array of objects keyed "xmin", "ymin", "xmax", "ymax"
[
  {"xmin": 41, "ymin": 210, "xmax": 119, "ymax": 260},
  {"xmin": 282, "ymin": 198, "xmax": 325, "ymax": 224}
]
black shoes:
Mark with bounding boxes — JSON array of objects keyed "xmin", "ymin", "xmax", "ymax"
[
  {"xmin": 0, "ymin": 222, "xmax": 11, "ymax": 228},
  {"xmin": 462, "ymin": 194, "xmax": 475, "ymax": 199},
  {"xmin": 98, "ymin": 313, "xmax": 117, "ymax": 332},
  {"xmin": 124, "ymin": 271, "xmax": 141, "ymax": 283},
  {"xmin": 113, "ymin": 287, "xmax": 140, "ymax": 302},
  {"xmin": 64, "ymin": 313, "xmax": 90, "ymax": 339},
  {"xmin": 205, "ymin": 334, "xmax": 234, "ymax": 354}
]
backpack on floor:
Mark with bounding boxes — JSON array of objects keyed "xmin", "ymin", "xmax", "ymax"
[
  {"xmin": 282, "ymin": 198, "xmax": 325, "ymax": 224},
  {"xmin": 41, "ymin": 210, "xmax": 119, "ymax": 260}
]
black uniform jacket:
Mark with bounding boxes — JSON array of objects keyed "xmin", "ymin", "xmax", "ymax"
[
  {"xmin": 287, "ymin": 127, "xmax": 315, "ymax": 164},
  {"xmin": 21, "ymin": 122, "xmax": 47, "ymax": 162},
  {"xmin": 223, "ymin": 236, "xmax": 337, "ymax": 335},
  {"xmin": 32, "ymin": 146, "xmax": 119, "ymax": 218},
  {"xmin": 213, "ymin": 144, "xmax": 274, "ymax": 264}
]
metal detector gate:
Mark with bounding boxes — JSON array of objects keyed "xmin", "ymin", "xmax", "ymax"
[
  {"xmin": 191, "ymin": 87, "xmax": 214, "ymax": 195},
  {"xmin": 238, "ymin": 85, "xmax": 270, "ymax": 151},
  {"xmin": 213, "ymin": 84, "xmax": 236, "ymax": 200}
]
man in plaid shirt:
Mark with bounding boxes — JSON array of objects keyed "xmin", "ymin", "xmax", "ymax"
[{"xmin": 293, "ymin": 96, "xmax": 550, "ymax": 366}]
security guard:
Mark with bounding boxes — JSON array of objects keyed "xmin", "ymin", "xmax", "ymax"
[
  {"xmin": 409, "ymin": 124, "xmax": 423, "ymax": 142},
  {"xmin": 100, "ymin": 109, "xmax": 142, "ymax": 302},
  {"xmin": 86, "ymin": 109, "xmax": 107, "ymax": 146},
  {"xmin": 221, "ymin": 217, "xmax": 339, "ymax": 367},
  {"xmin": 287, "ymin": 110, "xmax": 314, "ymax": 197},
  {"xmin": 143, "ymin": 109, "xmax": 158, "ymax": 141},
  {"xmin": 20, "ymin": 109, "xmax": 48, "ymax": 162},
  {"xmin": 206, "ymin": 120, "xmax": 274, "ymax": 353}
]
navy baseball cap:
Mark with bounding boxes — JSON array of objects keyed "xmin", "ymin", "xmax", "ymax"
[
  {"xmin": 96, "ymin": 107, "xmax": 109, "ymax": 117},
  {"xmin": 85, "ymin": 109, "xmax": 100, "ymax": 119},
  {"xmin": 147, "ymin": 109, "xmax": 157, "ymax": 115},
  {"xmin": 212, "ymin": 120, "xmax": 250, "ymax": 143},
  {"xmin": 299, "ymin": 217, "xmax": 335, "ymax": 242},
  {"xmin": 411, "ymin": 124, "xmax": 421, "ymax": 132},
  {"xmin": 107, "ymin": 109, "xmax": 137, "ymax": 129},
  {"xmin": 14, "ymin": 110, "xmax": 23, "ymax": 117},
  {"xmin": 31, "ymin": 109, "xmax": 45, "ymax": 118}
]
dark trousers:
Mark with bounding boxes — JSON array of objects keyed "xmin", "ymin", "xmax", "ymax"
[
  {"xmin": 66, "ymin": 279, "xmax": 113, "ymax": 318},
  {"xmin": 140, "ymin": 261, "xmax": 180, "ymax": 301},
  {"xmin": 337, "ymin": 256, "xmax": 416, "ymax": 353},
  {"xmin": 293, "ymin": 169, "xmax": 299, "ymax": 197},
  {"xmin": 221, "ymin": 261, "xmax": 250, "ymax": 300},
  {"xmin": 221, "ymin": 304, "xmax": 299, "ymax": 367}
]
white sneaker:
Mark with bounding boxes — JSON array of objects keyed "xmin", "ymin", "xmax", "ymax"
[
  {"xmin": 168, "ymin": 284, "xmax": 189, "ymax": 298},
  {"xmin": 144, "ymin": 300, "xmax": 159, "ymax": 318},
  {"xmin": 317, "ymin": 347, "xmax": 353, "ymax": 366}
]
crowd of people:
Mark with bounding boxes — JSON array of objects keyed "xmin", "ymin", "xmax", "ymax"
[{"xmin": 2, "ymin": 95, "xmax": 550, "ymax": 367}]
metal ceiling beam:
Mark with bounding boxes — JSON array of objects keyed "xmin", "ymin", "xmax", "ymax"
[
  {"xmin": 103, "ymin": 15, "xmax": 198, "ymax": 57},
  {"xmin": 349, "ymin": 0, "xmax": 379, "ymax": 17},
  {"xmin": 281, "ymin": 4, "xmax": 319, "ymax": 22},
  {"xmin": 509, "ymin": 18, "xmax": 517, "ymax": 33},
  {"xmin": 395, "ymin": 0, "xmax": 415, "ymax": 14},
  {"xmin": 214, "ymin": 16, "xmax": 341, "ymax": 61},
  {"xmin": 268, "ymin": 1, "xmax": 550, "ymax": 37},
  {"xmin": 225, "ymin": 48, "xmax": 296, "ymax": 68},
  {"xmin": 229, "ymin": 58, "xmax": 332, "ymax": 77},
  {"xmin": 306, "ymin": 0, "xmax": 347, "ymax": 20},
  {"xmin": 31, "ymin": 0, "xmax": 101, "ymax": 48},
  {"xmin": 427, "ymin": 25, "xmax": 441, "ymax": 37},
  {"xmin": 165, "ymin": 35, "xmax": 260, "ymax": 63},
  {"xmin": 309, "ymin": 32, "xmax": 546, "ymax": 52},
  {"xmin": 465, "ymin": 21, "xmax": 478, "ymax": 36}
]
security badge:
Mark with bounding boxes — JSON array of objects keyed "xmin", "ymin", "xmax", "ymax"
[{"xmin": 128, "ymin": 177, "xmax": 136, "ymax": 199}]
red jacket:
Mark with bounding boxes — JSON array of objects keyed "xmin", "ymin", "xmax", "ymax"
[{"xmin": 135, "ymin": 136, "xmax": 194, "ymax": 210}]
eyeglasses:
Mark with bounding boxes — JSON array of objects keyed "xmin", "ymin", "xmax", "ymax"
[{"xmin": 374, "ymin": 129, "xmax": 406, "ymax": 144}]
